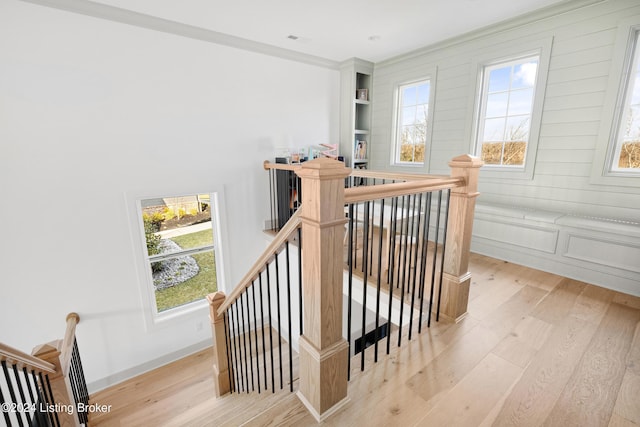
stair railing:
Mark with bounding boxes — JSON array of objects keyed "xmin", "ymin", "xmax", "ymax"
[
  {"xmin": 208, "ymin": 210, "xmax": 303, "ymax": 398},
  {"xmin": 1, "ymin": 313, "xmax": 88, "ymax": 427},
  {"xmin": 210, "ymin": 154, "xmax": 482, "ymax": 422}
]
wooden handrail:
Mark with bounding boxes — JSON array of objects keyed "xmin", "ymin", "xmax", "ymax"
[
  {"xmin": 263, "ymin": 160, "xmax": 302, "ymax": 171},
  {"xmin": 0, "ymin": 342, "xmax": 57, "ymax": 374},
  {"xmin": 60, "ymin": 312, "xmax": 80, "ymax": 375},
  {"xmin": 349, "ymin": 169, "xmax": 449, "ymax": 181},
  {"xmin": 217, "ymin": 210, "xmax": 303, "ymax": 316},
  {"xmin": 263, "ymin": 160, "xmax": 451, "ymax": 182},
  {"xmin": 345, "ymin": 177, "xmax": 464, "ymax": 204}
]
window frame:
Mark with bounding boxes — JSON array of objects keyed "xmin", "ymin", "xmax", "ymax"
[
  {"xmin": 391, "ymin": 75, "xmax": 436, "ymax": 168},
  {"xmin": 467, "ymin": 37, "xmax": 552, "ymax": 180},
  {"xmin": 127, "ymin": 188, "xmax": 228, "ymax": 330},
  {"xmin": 592, "ymin": 17, "xmax": 640, "ymax": 185},
  {"xmin": 474, "ymin": 55, "xmax": 539, "ymax": 168}
]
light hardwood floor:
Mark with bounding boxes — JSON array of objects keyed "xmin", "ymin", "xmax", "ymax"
[{"xmin": 89, "ymin": 252, "xmax": 640, "ymax": 426}]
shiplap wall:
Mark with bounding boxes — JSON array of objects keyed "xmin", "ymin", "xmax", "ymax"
[{"xmin": 369, "ymin": 0, "xmax": 640, "ymax": 295}]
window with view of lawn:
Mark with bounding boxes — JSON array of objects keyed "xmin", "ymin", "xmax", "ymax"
[
  {"xmin": 141, "ymin": 194, "xmax": 219, "ymax": 313},
  {"xmin": 475, "ymin": 55, "xmax": 539, "ymax": 167}
]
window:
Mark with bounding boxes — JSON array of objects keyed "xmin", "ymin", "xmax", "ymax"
[
  {"xmin": 394, "ymin": 79, "xmax": 431, "ymax": 165},
  {"xmin": 611, "ymin": 30, "xmax": 640, "ymax": 172},
  {"xmin": 139, "ymin": 193, "xmax": 220, "ymax": 315},
  {"xmin": 475, "ymin": 56, "xmax": 539, "ymax": 167}
]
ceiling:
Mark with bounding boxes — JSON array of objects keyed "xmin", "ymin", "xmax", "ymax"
[{"xmin": 87, "ymin": 0, "xmax": 579, "ymax": 63}]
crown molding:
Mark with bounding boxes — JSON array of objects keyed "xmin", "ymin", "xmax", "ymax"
[{"xmin": 20, "ymin": 0, "xmax": 341, "ymax": 70}]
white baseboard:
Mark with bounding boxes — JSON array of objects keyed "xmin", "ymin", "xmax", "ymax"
[{"xmin": 87, "ymin": 339, "xmax": 212, "ymax": 394}]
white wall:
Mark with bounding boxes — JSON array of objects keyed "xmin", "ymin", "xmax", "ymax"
[
  {"xmin": 0, "ymin": 0, "xmax": 339, "ymax": 391},
  {"xmin": 369, "ymin": 0, "xmax": 640, "ymax": 295}
]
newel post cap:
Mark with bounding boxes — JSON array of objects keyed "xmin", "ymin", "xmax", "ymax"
[
  {"xmin": 295, "ymin": 157, "xmax": 351, "ymax": 180},
  {"xmin": 448, "ymin": 154, "xmax": 484, "ymax": 169},
  {"xmin": 207, "ymin": 291, "xmax": 226, "ymax": 307}
]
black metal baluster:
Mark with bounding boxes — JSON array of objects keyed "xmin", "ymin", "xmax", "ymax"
[
  {"xmin": 368, "ymin": 187, "xmax": 375, "ymax": 276},
  {"xmin": 258, "ymin": 272, "xmax": 268, "ymax": 391},
  {"xmin": 285, "ymin": 241, "xmax": 294, "ymax": 392},
  {"xmin": 0, "ymin": 386, "xmax": 11, "ymax": 427},
  {"xmin": 42, "ymin": 373, "xmax": 60, "ymax": 427},
  {"xmin": 360, "ymin": 200, "xmax": 371, "ymax": 371},
  {"xmin": 229, "ymin": 303, "xmax": 244, "ymax": 393},
  {"xmin": 72, "ymin": 340, "xmax": 89, "ymax": 415},
  {"xmin": 2, "ymin": 360, "xmax": 24, "ymax": 427},
  {"xmin": 353, "ymin": 202, "xmax": 360, "ymax": 270},
  {"xmin": 386, "ymin": 196, "xmax": 399, "ymax": 355},
  {"xmin": 418, "ymin": 192, "xmax": 432, "ymax": 333},
  {"xmin": 36, "ymin": 371, "xmax": 55, "ymax": 427},
  {"xmin": 374, "ymin": 197, "xmax": 385, "ymax": 363},
  {"xmin": 269, "ymin": 169, "xmax": 275, "ymax": 230},
  {"xmin": 67, "ymin": 358, "xmax": 81, "ymax": 425},
  {"xmin": 222, "ymin": 313, "xmax": 234, "ymax": 393},
  {"xmin": 436, "ymin": 189, "xmax": 451, "ymax": 322},
  {"xmin": 233, "ymin": 303, "xmax": 245, "ymax": 392},
  {"xmin": 251, "ymin": 281, "xmax": 261, "ymax": 393},
  {"xmin": 347, "ymin": 204, "xmax": 354, "ymax": 380},
  {"xmin": 22, "ymin": 367, "xmax": 38, "ymax": 426},
  {"xmin": 240, "ymin": 292, "xmax": 253, "ymax": 392},
  {"xmin": 428, "ymin": 191, "xmax": 443, "ymax": 328},
  {"xmin": 397, "ymin": 195, "xmax": 409, "ymax": 347},
  {"xmin": 265, "ymin": 263, "xmax": 275, "ymax": 393},
  {"xmin": 408, "ymin": 193, "xmax": 423, "ymax": 341},
  {"xmin": 1, "ymin": 362, "xmax": 13, "ymax": 427},
  {"xmin": 72, "ymin": 344, "xmax": 87, "ymax": 424},
  {"xmin": 274, "ymin": 252, "xmax": 284, "ymax": 390},
  {"xmin": 12, "ymin": 363, "xmax": 30, "ymax": 427},
  {"xmin": 226, "ymin": 309, "xmax": 235, "ymax": 394},
  {"xmin": 298, "ymin": 227, "xmax": 303, "ymax": 336}
]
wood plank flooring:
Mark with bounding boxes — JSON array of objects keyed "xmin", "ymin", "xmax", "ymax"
[{"xmin": 89, "ymin": 252, "xmax": 640, "ymax": 426}]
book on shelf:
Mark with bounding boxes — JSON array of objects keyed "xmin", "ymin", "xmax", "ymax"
[{"xmin": 354, "ymin": 140, "xmax": 367, "ymax": 160}]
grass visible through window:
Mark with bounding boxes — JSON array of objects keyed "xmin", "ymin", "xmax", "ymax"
[{"xmin": 155, "ymin": 229, "xmax": 217, "ymax": 312}]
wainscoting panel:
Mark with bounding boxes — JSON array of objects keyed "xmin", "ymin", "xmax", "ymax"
[{"xmin": 471, "ymin": 203, "xmax": 640, "ymax": 297}]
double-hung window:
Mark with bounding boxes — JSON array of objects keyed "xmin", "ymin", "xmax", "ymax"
[
  {"xmin": 475, "ymin": 56, "xmax": 539, "ymax": 167},
  {"xmin": 611, "ymin": 29, "xmax": 640, "ymax": 172},
  {"xmin": 136, "ymin": 193, "xmax": 223, "ymax": 319},
  {"xmin": 394, "ymin": 79, "xmax": 431, "ymax": 165}
]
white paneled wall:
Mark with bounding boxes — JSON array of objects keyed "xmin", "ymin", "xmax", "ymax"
[{"xmin": 370, "ymin": 0, "xmax": 640, "ymax": 295}]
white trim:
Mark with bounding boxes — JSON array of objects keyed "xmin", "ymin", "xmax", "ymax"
[
  {"xmin": 466, "ymin": 37, "xmax": 553, "ymax": 180},
  {"xmin": 86, "ymin": 339, "xmax": 211, "ymax": 393},
  {"xmin": 591, "ymin": 15, "xmax": 640, "ymax": 185},
  {"xmin": 125, "ymin": 187, "xmax": 229, "ymax": 332},
  {"xmin": 19, "ymin": 0, "xmax": 340, "ymax": 70},
  {"xmin": 390, "ymin": 70, "xmax": 437, "ymax": 169}
]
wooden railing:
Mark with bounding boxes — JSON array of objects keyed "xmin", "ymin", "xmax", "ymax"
[
  {"xmin": 209, "ymin": 154, "xmax": 482, "ymax": 421},
  {"xmin": 1, "ymin": 313, "xmax": 88, "ymax": 427},
  {"xmin": 208, "ymin": 211, "xmax": 303, "ymax": 398}
]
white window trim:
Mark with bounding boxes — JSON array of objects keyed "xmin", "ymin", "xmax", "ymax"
[
  {"xmin": 390, "ymin": 69, "xmax": 437, "ymax": 169},
  {"xmin": 467, "ymin": 37, "xmax": 553, "ymax": 180},
  {"xmin": 126, "ymin": 188, "xmax": 228, "ymax": 331},
  {"xmin": 591, "ymin": 15, "xmax": 640, "ymax": 186}
]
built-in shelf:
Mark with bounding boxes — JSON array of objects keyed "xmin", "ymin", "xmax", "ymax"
[{"xmin": 340, "ymin": 59, "xmax": 373, "ymax": 170}]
